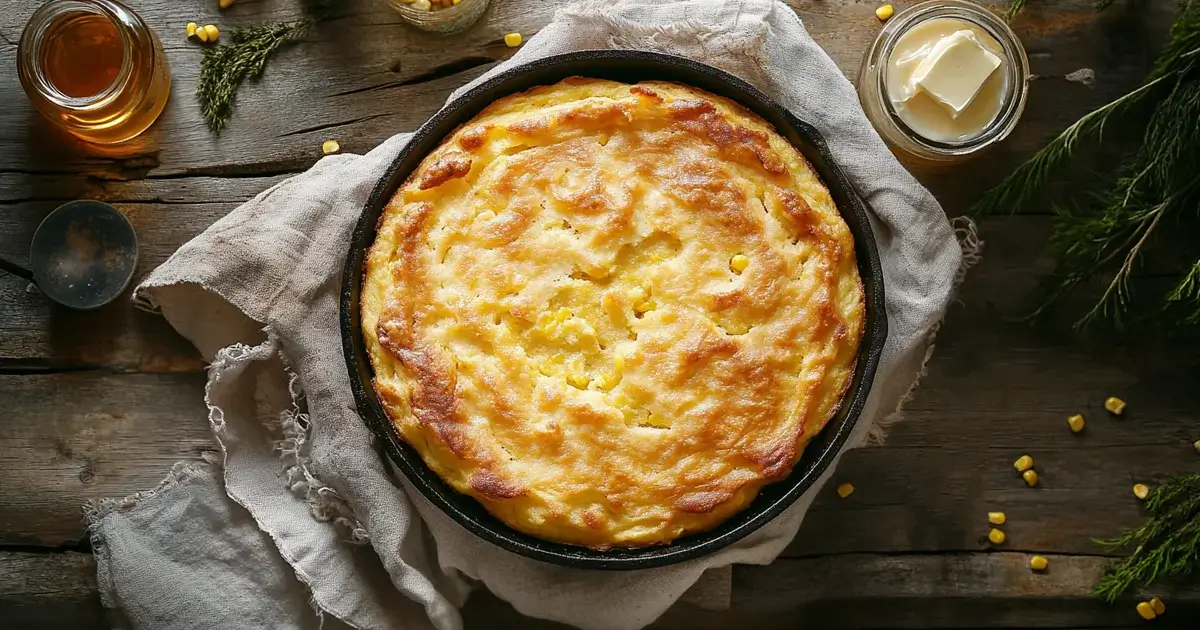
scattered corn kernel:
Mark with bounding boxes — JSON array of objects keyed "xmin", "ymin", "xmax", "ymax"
[
  {"xmin": 987, "ymin": 511, "xmax": 1006, "ymax": 525},
  {"xmin": 635, "ymin": 300, "xmax": 656, "ymax": 314},
  {"xmin": 322, "ymin": 139, "xmax": 341, "ymax": 155},
  {"xmin": 504, "ymin": 32, "xmax": 523, "ymax": 48},
  {"xmin": 836, "ymin": 483, "xmax": 854, "ymax": 498},
  {"xmin": 186, "ymin": 22, "xmax": 199, "ymax": 39},
  {"xmin": 1133, "ymin": 483, "xmax": 1150, "ymax": 500},
  {"xmin": 988, "ymin": 528, "xmax": 1006, "ymax": 545},
  {"xmin": 1136, "ymin": 601, "xmax": 1157, "ymax": 620},
  {"xmin": 195, "ymin": 25, "xmax": 209, "ymax": 43},
  {"xmin": 203, "ymin": 24, "xmax": 220, "ymax": 43},
  {"xmin": 1194, "ymin": 439, "xmax": 1200, "ymax": 453},
  {"xmin": 1023, "ymin": 469, "xmax": 1039, "ymax": 487},
  {"xmin": 1030, "ymin": 555, "xmax": 1048, "ymax": 571},
  {"xmin": 875, "ymin": 4, "xmax": 894, "ymax": 21},
  {"xmin": 1014, "ymin": 455, "xmax": 1034, "ymax": 472},
  {"xmin": 1067, "ymin": 413, "xmax": 1086, "ymax": 433},
  {"xmin": 219, "ymin": 0, "xmax": 236, "ymax": 9},
  {"xmin": 1105, "ymin": 396, "xmax": 1127, "ymax": 416},
  {"xmin": 567, "ymin": 373, "xmax": 591, "ymax": 389},
  {"xmin": 595, "ymin": 371, "xmax": 618, "ymax": 390},
  {"xmin": 1149, "ymin": 597, "xmax": 1165, "ymax": 615},
  {"xmin": 453, "ymin": 0, "xmax": 462, "ymax": 4},
  {"xmin": 730, "ymin": 254, "xmax": 749, "ymax": 273}
]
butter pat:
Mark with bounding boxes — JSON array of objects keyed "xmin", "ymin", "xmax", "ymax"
[{"xmin": 910, "ymin": 30, "xmax": 1001, "ymax": 118}]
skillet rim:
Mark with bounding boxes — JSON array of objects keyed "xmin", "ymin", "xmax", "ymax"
[{"xmin": 339, "ymin": 49, "xmax": 888, "ymax": 570}]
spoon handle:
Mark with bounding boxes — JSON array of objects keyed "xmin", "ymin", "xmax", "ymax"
[{"xmin": 0, "ymin": 256, "xmax": 35, "ymax": 282}]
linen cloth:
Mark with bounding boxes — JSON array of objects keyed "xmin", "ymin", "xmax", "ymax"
[{"xmin": 86, "ymin": 1, "xmax": 972, "ymax": 629}]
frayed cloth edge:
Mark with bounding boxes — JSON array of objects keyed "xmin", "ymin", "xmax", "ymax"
[
  {"xmin": 866, "ymin": 216, "xmax": 983, "ymax": 445},
  {"xmin": 84, "ymin": 454, "xmax": 221, "ymax": 525},
  {"xmin": 274, "ymin": 360, "xmax": 370, "ymax": 545},
  {"xmin": 204, "ymin": 333, "xmax": 369, "ymax": 544},
  {"xmin": 83, "ymin": 455, "xmax": 221, "ymax": 615},
  {"xmin": 202, "ymin": 338, "xmax": 371, "ymax": 629}
]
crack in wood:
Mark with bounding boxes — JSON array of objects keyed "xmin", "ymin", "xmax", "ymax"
[
  {"xmin": 279, "ymin": 113, "xmax": 389, "ymax": 138},
  {"xmin": 780, "ymin": 548, "xmax": 1124, "ymax": 561},
  {"xmin": 328, "ymin": 56, "xmax": 496, "ymax": 98},
  {"xmin": 0, "ymin": 360, "xmax": 103, "ymax": 376},
  {"xmin": 0, "ymin": 359, "xmax": 205, "ymax": 376},
  {"xmin": 0, "ymin": 198, "xmax": 232, "ymax": 207},
  {"xmin": 146, "ymin": 163, "xmax": 311, "ymax": 180},
  {"xmin": 0, "ymin": 541, "xmax": 92, "ymax": 555}
]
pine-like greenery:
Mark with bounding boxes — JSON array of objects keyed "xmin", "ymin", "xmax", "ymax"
[
  {"xmin": 975, "ymin": 0, "xmax": 1200, "ymax": 330},
  {"xmin": 197, "ymin": 0, "xmax": 335, "ymax": 132},
  {"xmin": 991, "ymin": 0, "xmax": 1200, "ymax": 604},
  {"xmin": 1094, "ymin": 475, "xmax": 1200, "ymax": 602}
]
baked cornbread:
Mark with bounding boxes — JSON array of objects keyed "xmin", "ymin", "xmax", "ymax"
[{"xmin": 362, "ymin": 78, "xmax": 864, "ymax": 548}]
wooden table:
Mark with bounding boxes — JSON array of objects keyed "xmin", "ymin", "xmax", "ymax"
[{"xmin": 2, "ymin": 0, "xmax": 1198, "ymax": 627}]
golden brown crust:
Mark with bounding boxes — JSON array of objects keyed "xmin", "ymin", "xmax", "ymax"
[{"xmin": 361, "ymin": 78, "xmax": 865, "ymax": 548}]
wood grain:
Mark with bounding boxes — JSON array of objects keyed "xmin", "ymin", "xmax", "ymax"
[
  {"xmin": 1, "ymin": 0, "xmax": 1196, "ymax": 628},
  {"xmin": 2, "ymin": 360, "xmax": 1192, "ymax": 556},
  {"xmin": 0, "ymin": 0, "xmax": 1180, "ymax": 371},
  {"xmin": 1, "ymin": 211, "xmax": 1190, "ymax": 367},
  {"xmin": 0, "ymin": 552, "xmax": 106, "ymax": 629},
  {"xmin": 5, "ymin": 551, "xmax": 1195, "ymax": 630},
  {"xmin": 0, "ymin": 373, "xmax": 214, "ymax": 546},
  {"xmin": 0, "ymin": 0, "xmax": 1173, "ymax": 184}
]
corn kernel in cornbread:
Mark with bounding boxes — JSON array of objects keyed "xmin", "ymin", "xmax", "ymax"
[{"xmin": 361, "ymin": 78, "xmax": 864, "ymax": 549}]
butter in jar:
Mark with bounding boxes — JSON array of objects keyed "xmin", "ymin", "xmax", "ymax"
[
  {"xmin": 18, "ymin": 0, "xmax": 171, "ymax": 145},
  {"xmin": 858, "ymin": 1, "xmax": 1029, "ymax": 162}
]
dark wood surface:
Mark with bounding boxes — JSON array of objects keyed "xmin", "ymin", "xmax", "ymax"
[{"xmin": 2, "ymin": 0, "xmax": 1198, "ymax": 627}]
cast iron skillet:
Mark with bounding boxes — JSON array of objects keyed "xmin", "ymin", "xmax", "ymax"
[{"xmin": 340, "ymin": 49, "xmax": 887, "ymax": 570}]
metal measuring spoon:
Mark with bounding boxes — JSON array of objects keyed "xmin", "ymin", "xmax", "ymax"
[{"xmin": 0, "ymin": 200, "xmax": 138, "ymax": 310}]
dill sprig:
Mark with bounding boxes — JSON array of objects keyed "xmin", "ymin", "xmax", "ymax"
[
  {"xmin": 1005, "ymin": 0, "xmax": 1029, "ymax": 21},
  {"xmin": 975, "ymin": 0, "xmax": 1200, "ymax": 330},
  {"xmin": 1095, "ymin": 475, "xmax": 1200, "ymax": 602},
  {"xmin": 196, "ymin": 0, "xmax": 335, "ymax": 132}
]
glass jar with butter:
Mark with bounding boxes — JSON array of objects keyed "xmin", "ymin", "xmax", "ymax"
[{"xmin": 858, "ymin": 0, "xmax": 1030, "ymax": 162}]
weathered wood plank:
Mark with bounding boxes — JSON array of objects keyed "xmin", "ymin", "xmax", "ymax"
[
  {"xmin": 0, "ymin": 197, "xmax": 240, "ymax": 372},
  {"xmin": 0, "ymin": 173, "xmax": 290, "ymax": 205},
  {"xmin": 732, "ymin": 553, "xmax": 1200, "ymax": 628},
  {"xmin": 0, "ymin": 0, "xmax": 1182, "ymax": 369},
  {"xmin": 2, "ymin": 367, "xmax": 1190, "ymax": 557},
  {"xmin": 0, "ymin": 373, "xmax": 214, "ymax": 546},
  {"xmin": 3, "ymin": 214, "xmax": 1196, "ymax": 550},
  {"xmin": 1, "ymin": 204, "xmax": 1189, "ymax": 366},
  {"xmin": 6, "ymin": 551, "xmax": 1190, "ymax": 629},
  {"xmin": 0, "ymin": 0, "xmax": 1173, "ymax": 183},
  {"xmin": 786, "ymin": 443, "xmax": 1198, "ymax": 558},
  {"xmin": 0, "ymin": 551, "xmax": 105, "ymax": 630},
  {"xmin": 0, "ymin": 278, "xmax": 204, "ymax": 372}
]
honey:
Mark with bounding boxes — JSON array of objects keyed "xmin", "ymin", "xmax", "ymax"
[
  {"xmin": 18, "ymin": 0, "xmax": 171, "ymax": 145},
  {"xmin": 42, "ymin": 11, "xmax": 124, "ymax": 99}
]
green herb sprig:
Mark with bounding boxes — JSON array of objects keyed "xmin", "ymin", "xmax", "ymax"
[
  {"xmin": 976, "ymin": 0, "xmax": 1200, "ymax": 330},
  {"xmin": 1005, "ymin": 0, "xmax": 1029, "ymax": 21},
  {"xmin": 1095, "ymin": 474, "xmax": 1200, "ymax": 602},
  {"xmin": 197, "ymin": 0, "xmax": 335, "ymax": 132}
]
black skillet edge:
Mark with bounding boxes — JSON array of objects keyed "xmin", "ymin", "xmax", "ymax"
[{"xmin": 340, "ymin": 49, "xmax": 888, "ymax": 570}]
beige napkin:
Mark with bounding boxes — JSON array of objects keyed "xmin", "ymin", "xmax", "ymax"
[{"xmin": 86, "ymin": 1, "xmax": 975, "ymax": 629}]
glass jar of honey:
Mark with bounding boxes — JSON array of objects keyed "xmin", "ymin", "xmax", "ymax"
[{"xmin": 18, "ymin": 0, "xmax": 171, "ymax": 145}]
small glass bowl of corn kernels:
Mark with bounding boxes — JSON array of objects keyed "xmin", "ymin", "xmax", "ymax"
[{"xmin": 385, "ymin": 0, "xmax": 489, "ymax": 34}]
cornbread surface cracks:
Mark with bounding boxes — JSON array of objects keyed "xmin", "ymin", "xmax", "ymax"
[{"xmin": 362, "ymin": 78, "xmax": 864, "ymax": 548}]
